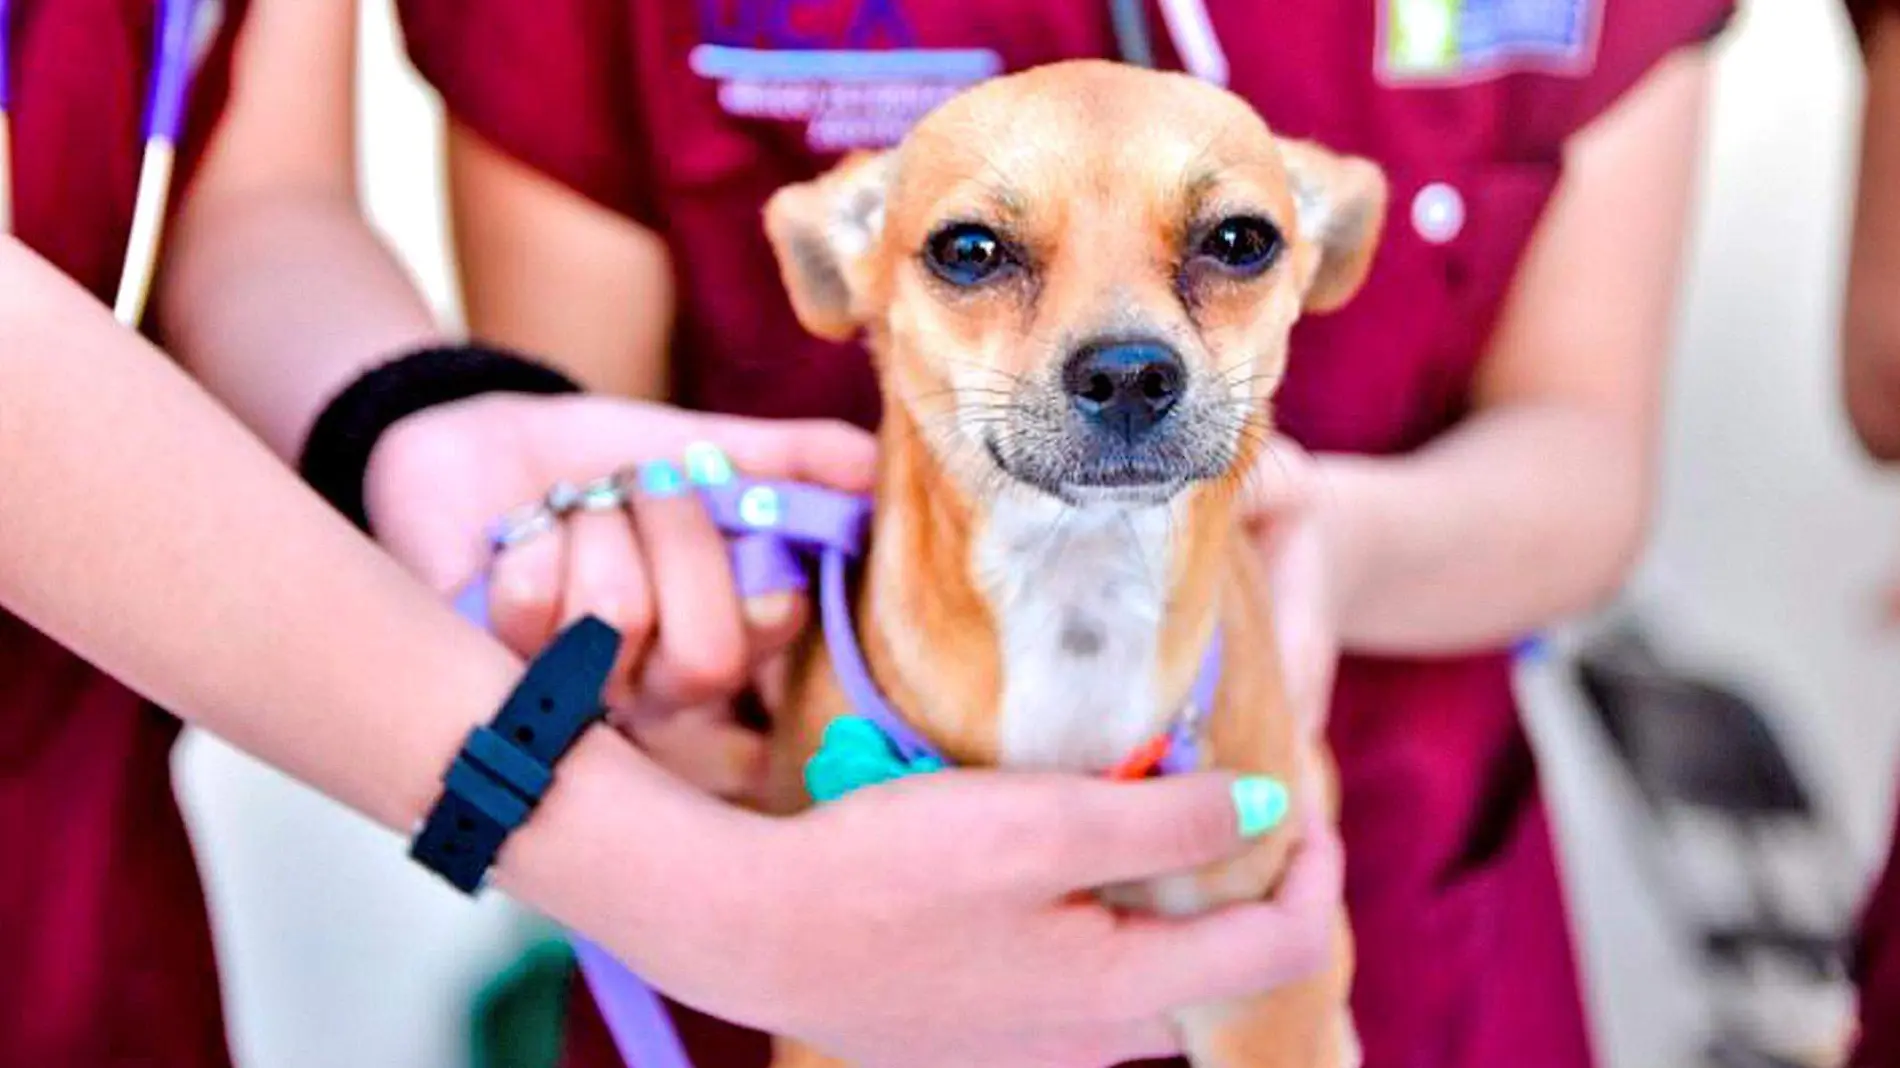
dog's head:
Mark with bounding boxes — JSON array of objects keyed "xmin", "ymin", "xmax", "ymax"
[{"xmin": 765, "ymin": 60, "xmax": 1385, "ymax": 507}]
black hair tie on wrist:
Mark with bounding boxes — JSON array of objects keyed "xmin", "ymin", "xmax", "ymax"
[
  {"xmin": 298, "ymin": 343, "xmax": 582, "ymax": 534},
  {"xmin": 411, "ymin": 615, "xmax": 622, "ymax": 894}
]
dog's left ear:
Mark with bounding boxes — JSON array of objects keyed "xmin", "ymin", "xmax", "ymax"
[
  {"xmin": 763, "ymin": 151, "xmax": 896, "ymax": 341},
  {"xmin": 1278, "ymin": 140, "xmax": 1388, "ymax": 314}
]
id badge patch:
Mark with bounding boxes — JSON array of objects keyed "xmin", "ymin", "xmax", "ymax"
[{"xmin": 1379, "ymin": 0, "xmax": 1602, "ymax": 84}]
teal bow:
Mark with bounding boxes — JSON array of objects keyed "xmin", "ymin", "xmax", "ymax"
[{"xmin": 804, "ymin": 716, "xmax": 946, "ymax": 804}]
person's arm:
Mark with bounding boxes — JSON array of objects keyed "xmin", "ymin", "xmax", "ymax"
[
  {"xmin": 1846, "ymin": 8, "xmax": 1900, "ymax": 460},
  {"xmin": 0, "ymin": 237, "xmax": 1341, "ymax": 1068},
  {"xmin": 447, "ymin": 123, "xmax": 674, "ymax": 397},
  {"xmin": 1273, "ymin": 50, "xmax": 1711, "ymax": 656},
  {"xmin": 155, "ymin": 0, "xmax": 441, "ymax": 461},
  {"xmin": 157, "ymin": 0, "xmax": 768, "ymax": 765}
]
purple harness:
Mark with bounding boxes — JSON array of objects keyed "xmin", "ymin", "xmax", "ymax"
[{"xmin": 456, "ymin": 475, "xmax": 1223, "ymax": 1067}]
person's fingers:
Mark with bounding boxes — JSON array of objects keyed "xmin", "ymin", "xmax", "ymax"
[
  {"xmin": 700, "ymin": 416, "xmax": 878, "ymax": 492},
  {"xmin": 1103, "ymin": 809, "xmax": 1344, "ymax": 1013},
  {"xmin": 752, "ymin": 654, "xmax": 793, "ymax": 716},
  {"xmin": 743, "ymin": 591, "xmax": 810, "ymax": 667},
  {"xmin": 625, "ymin": 459, "xmax": 751, "ymax": 708},
  {"xmin": 1085, "ymin": 1019, "xmax": 1183, "ymax": 1063},
  {"xmin": 999, "ymin": 1021, "xmax": 1181, "ymax": 1067},
  {"xmin": 1882, "ymin": 578, "xmax": 1900, "ymax": 627},
  {"xmin": 939, "ymin": 772, "xmax": 1293, "ymax": 896},
  {"xmin": 560, "ymin": 505, "xmax": 656, "ymax": 706},
  {"xmin": 621, "ymin": 703, "xmax": 770, "ymax": 799},
  {"xmin": 488, "ymin": 527, "xmax": 566, "ymax": 657},
  {"xmin": 1238, "ymin": 434, "xmax": 1314, "ymax": 521},
  {"xmin": 371, "ymin": 395, "xmax": 876, "ymax": 603},
  {"xmin": 528, "ymin": 399, "xmax": 878, "ymax": 492},
  {"xmin": 682, "ymin": 441, "xmax": 814, "ymax": 665}
]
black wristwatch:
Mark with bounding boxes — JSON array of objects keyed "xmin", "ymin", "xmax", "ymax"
[{"xmin": 410, "ymin": 616, "xmax": 621, "ymax": 893}]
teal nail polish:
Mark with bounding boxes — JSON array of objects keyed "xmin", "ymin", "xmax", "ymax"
[
  {"xmin": 638, "ymin": 460, "xmax": 686, "ymax": 498},
  {"xmin": 1232, "ymin": 776, "xmax": 1290, "ymax": 839},
  {"xmin": 683, "ymin": 442, "xmax": 735, "ymax": 487}
]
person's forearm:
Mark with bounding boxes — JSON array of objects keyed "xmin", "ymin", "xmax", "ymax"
[
  {"xmin": 5, "ymin": 234, "xmax": 504, "ymax": 823},
  {"xmin": 1845, "ymin": 9, "xmax": 1900, "ymax": 462},
  {"xmin": 158, "ymin": 189, "xmax": 443, "ymax": 460},
  {"xmin": 1320, "ymin": 403, "xmax": 1649, "ymax": 656},
  {"xmin": 0, "ymin": 240, "xmax": 752, "ymax": 951},
  {"xmin": 447, "ymin": 123, "xmax": 674, "ymax": 399},
  {"xmin": 1315, "ymin": 52, "xmax": 1706, "ymax": 658},
  {"xmin": 1843, "ymin": 333, "xmax": 1900, "ymax": 463}
]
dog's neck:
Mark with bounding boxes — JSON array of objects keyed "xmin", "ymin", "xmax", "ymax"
[{"xmin": 857, "ymin": 401, "xmax": 1233, "ymax": 772}]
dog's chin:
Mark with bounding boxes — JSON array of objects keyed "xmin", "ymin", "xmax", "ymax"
[
  {"xmin": 1060, "ymin": 481, "xmax": 1188, "ymax": 508},
  {"xmin": 984, "ymin": 437, "xmax": 1206, "ymax": 508}
]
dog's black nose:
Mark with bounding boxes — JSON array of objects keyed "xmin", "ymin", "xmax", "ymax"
[{"xmin": 1062, "ymin": 340, "xmax": 1186, "ymax": 439}]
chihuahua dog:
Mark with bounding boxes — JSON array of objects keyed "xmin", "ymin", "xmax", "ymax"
[{"xmin": 759, "ymin": 60, "xmax": 1385, "ymax": 1068}]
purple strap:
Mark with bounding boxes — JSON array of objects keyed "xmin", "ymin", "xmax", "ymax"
[
  {"xmin": 571, "ymin": 938, "xmax": 695, "ymax": 1068},
  {"xmin": 453, "ymin": 475, "xmax": 1224, "ymax": 1067},
  {"xmin": 698, "ymin": 479, "xmax": 940, "ymax": 762},
  {"xmin": 817, "ymin": 549, "xmax": 944, "ymax": 764},
  {"xmin": 1161, "ymin": 627, "xmax": 1222, "ymax": 775}
]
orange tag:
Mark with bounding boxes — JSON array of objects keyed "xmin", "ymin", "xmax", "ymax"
[{"xmin": 1106, "ymin": 735, "xmax": 1171, "ymax": 781}]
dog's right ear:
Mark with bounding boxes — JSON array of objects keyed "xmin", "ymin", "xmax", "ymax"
[
  {"xmin": 1277, "ymin": 140, "xmax": 1388, "ymax": 314},
  {"xmin": 763, "ymin": 151, "xmax": 895, "ymax": 341}
]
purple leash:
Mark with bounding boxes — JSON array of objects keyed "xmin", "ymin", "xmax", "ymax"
[
  {"xmin": 454, "ymin": 476, "xmax": 1222, "ymax": 1067},
  {"xmin": 454, "ymin": 479, "xmax": 873, "ymax": 1068},
  {"xmin": 454, "ymin": 568, "xmax": 697, "ymax": 1068}
]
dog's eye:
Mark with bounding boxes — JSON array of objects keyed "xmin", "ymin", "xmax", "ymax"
[
  {"xmin": 1197, "ymin": 216, "xmax": 1284, "ymax": 276},
  {"xmin": 925, "ymin": 223, "xmax": 1013, "ymax": 286}
]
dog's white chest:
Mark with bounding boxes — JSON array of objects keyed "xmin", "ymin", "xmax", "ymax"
[{"xmin": 976, "ymin": 496, "xmax": 1177, "ymax": 772}]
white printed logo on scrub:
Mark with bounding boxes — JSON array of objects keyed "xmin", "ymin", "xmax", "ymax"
[
  {"xmin": 1378, "ymin": 0, "xmax": 1602, "ymax": 84},
  {"xmin": 692, "ymin": 0, "xmax": 1002, "ymax": 151}
]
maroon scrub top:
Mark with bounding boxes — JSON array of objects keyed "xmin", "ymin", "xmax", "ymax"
[
  {"xmin": 1850, "ymin": 0, "xmax": 1898, "ymax": 44},
  {"xmin": 0, "ymin": 2, "xmax": 246, "ymax": 1065},
  {"xmin": 1854, "ymin": 796, "xmax": 1900, "ymax": 1067},
  {"xmin": 400, "ymin": 2, "xmax": 1734, "ymax": 1065}
]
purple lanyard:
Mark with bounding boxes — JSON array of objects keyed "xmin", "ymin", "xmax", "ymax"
[{"xmin": 455, "ymin": 477, "xmax": 1222, "ymax": 1067}]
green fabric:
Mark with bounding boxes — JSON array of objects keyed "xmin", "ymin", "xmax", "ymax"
[{"xmin": 471, "ymin": 937, "xmax": 576, "ymax": 1068}]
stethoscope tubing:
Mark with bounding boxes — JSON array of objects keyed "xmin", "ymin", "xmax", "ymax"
[{"xmin": 0, "ymin": 0, "xmax": 200, "ymax": 325}]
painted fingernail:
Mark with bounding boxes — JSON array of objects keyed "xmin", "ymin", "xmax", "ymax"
[
  {"xmin": 684, "ymin": 442, "xmax": 735, "ymax": 487},
  {"xmin": 743, "ymin": 592, "xmax": 796, "ymax": 629},
  {"xmin": 1232, "ymin": 776, "xmax": 1291, "ymax": 839},
  {"xmin": 638, "ymin": 460, "xmax": 687, "ymax": 498}
]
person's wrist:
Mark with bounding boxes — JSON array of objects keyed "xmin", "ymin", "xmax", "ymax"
[
  {"xmin": 491, "ymin": 730, "xmax": 780, "ymax": 984},
  {"xmin": 1309, "ymin": 452, "xmax": 1383, "ymax": 641},
  {"xmin": 361, "ymin": 393, "xmax": 513, "ymax": 532},
  {"xmin": 299, "ymin": 344, "xmax": 582, "ymax": 534}
]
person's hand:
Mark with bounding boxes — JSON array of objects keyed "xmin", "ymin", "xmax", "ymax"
[
  {"xmin": 363, "ymin": 393, "xmax": 877, "ymax": 794},
  {"xmin": 1241, "ymin": 436, "xmax": 1351, "ymax": 736},
  {"xmin": 632, "ymin": 771, "xmax": 1342, "ymax": 1068}
]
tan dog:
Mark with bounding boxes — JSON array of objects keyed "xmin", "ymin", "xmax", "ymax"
[{"xmin": 760, "ymin": 60, "xmax": 1385, "ymax": 1068}]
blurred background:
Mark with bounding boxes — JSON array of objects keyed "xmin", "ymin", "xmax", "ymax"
[{"xmin": 171, "ymin": 0, "xmax": 1900, "ymax": 1065}]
